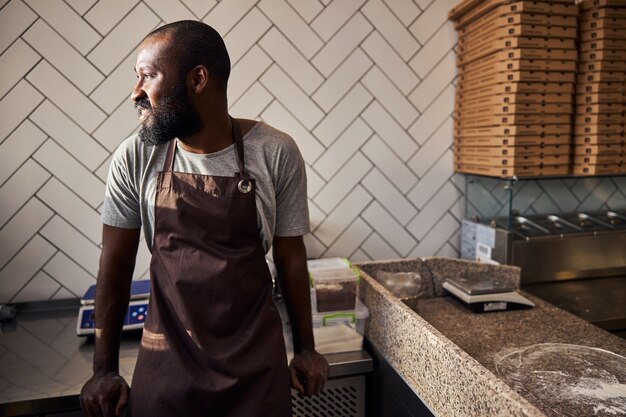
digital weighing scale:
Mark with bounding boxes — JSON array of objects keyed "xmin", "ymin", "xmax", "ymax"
[
  {"xmin": 442, "ymin": 275, "xmax": 535, "ymax": 313},
  {"xmin": 76, "ymin": 280, "xmax": 151, "ymax": 336}
]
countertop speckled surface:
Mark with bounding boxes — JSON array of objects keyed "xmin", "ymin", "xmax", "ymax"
[{"xmin": 357, "ymin": 257, "xmax": 626, "ymax": 417}]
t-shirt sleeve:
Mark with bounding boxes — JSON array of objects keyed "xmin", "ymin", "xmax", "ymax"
[
  {"xmin": 101, "ymin": 139, "xmax": 142, "ymax": 229},
  {"xmin": 274, "ymin": 137, "xmax": 310, "ymax": 237}
]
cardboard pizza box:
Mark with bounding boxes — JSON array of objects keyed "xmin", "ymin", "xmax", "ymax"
[
  {"xmin": 576, "ymin": 81, "xmax": 626, "ymax": 94},
  {"xmin": 577, "ymin": 71, "xmax": 626, "ymax": 83},
  {"xmin": 579, "ymin": 49, "xmax": 626, "ymax": 63},
  {"xmin": 457, "ymin": 82, "xmax": 575, "ymax": 100},
  {"xmin": 459, "ymin": 22, "xmax": 577, "ymax": 45},
  {"xmin": 459, "ymin": 9, "xmax": 577, "ymax": 37},
  {"xmin": 575, "ymin": 113, "xmax": 626, "ymax": 125},
  {"xmin": 459, "ymin": 56, "xmax": 577, "ymax": 73},
  {"xmin": 454, "ymin": 113, "xmax": 571, "ymax": 128},
  {"xmin": 575, "ymin": 92, "xmax": 626, "ymax": 104},
  {"xmin": 576, "ymin": 102, "xmax": 626, "ymax": 114},
  {"xmin": 455, "ymin": 101, "xmax": 572, "ymax": 115},
  {"xmin": 459, "ymin": 37, "xmax": 577, "ymax": 64},
  {"xmin": 573, "ymin": 153, "xmax": 625, "ymax": 165},
  {"xmin": 579, "ymin": 28, "xmax": 626, "ymax": 42},
  {"xmin": 573, "ymin": 133, "xmax": 626, "ymax": 144},
  {"xmin": 579, "ymin": 38, "xmax": 626, "ymax": 52},
  {"xmin": 455, "ymin": 162, "xmax": 570, "ymax": 177},
  {"xmin": 457, "ymin": 123, "xmax": 571, "ymax": 137},
  {"xmin": 574, "ymin": 123, "xmax": 625, "ymax": 135},
  {"xmin": 457, "ymin": 91, "xmax": 573, "ymax": 106},
  {"xmin": 579, "ymin": 6, "xmax": 626, "ymax": 20},
  {"xmin": 454, "ymin": 135, "xmax": 571, "ymax": 146},
  {"xmin": 573, "ymin": 143, "xmax": 626, "ymax": 154},
  {"xmin": 457, "ymin": 47, "xmax": 577, "ymax": 65},
  {"xmin": 578, "ymin": 0, "xmax": 626, "ymax": 12},
  {"xmin": 579, "ymin": 17, "xmax": 626, "ymax": 31},
  {"xmin": 456, "ymin": 152, "xmax": 570, "ymax": 166},
  {"xmin": 572, "ymin": 163, "xmax": 625, "ymax": 175},
  {"xmin": 452, "ymin": 0, "xmax": 578, "ymax": 28},
  {"xmin": 455, "ymin": 144, "xmax": 570, "ymax": 157},
  {"xmin": 578, "ymin": 60, "xmax": 626, "ymax": 73}
]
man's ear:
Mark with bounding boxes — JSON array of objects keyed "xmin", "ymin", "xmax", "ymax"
[{"xmin": 189, "ymin": 65, "xmax": 209, "ymax": 94}]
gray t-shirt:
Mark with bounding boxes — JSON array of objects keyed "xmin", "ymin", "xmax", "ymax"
[{"xmin": 102, "ymin": 122, "xmax": 310, "ymax": 253}]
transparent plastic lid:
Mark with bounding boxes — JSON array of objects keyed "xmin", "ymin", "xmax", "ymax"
[{"xmin": 308, "ymin": 257, "xmax": 360, "ymax": 284}]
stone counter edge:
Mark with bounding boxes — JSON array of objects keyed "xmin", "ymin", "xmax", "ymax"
[{"xmin": 356, "ymin": 259, "xmax": 545, "ymax": 417}]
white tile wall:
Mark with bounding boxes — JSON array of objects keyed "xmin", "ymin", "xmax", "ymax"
[
  {"xmin": 0, "ymin": 39, "xmax": 40, "ymax": 99},
  {"xmin": 26, "ymin": 61, "xmax": 106, "ymax": 132},
  {"xmin": 144, "ymin": 0, "xmax": 196, "ymax": 22},
  {"xmin": 362, "ymin": 31, "xmax": 419, "ymax": 95},
  {"xmin": 362, "ymin": 67, "xmax": 418, "ymax": 128},
  {"xmin": 2, "ymin": 0, "xmax": 623, "ymax": 303},
  {"xmin": 0, "ymin": 198, "xmax": 53, "ymax": 269},
  {"xmin": 258, "ymin": 0, "xmax": 323, "ymax": 59},
  {"xmin": 30, "ymin": 101, "xmax": 109, "ymax": 170},
  {"xmin": 32, "ymin": 140, "xmax": 105, "ymax": 207},
  {"xmin": 313, "ymin": 119, "xmax": 372, "ymax": 180},
  {"xmin": 310, "ymin": 0, "xmax": 364, "ymax": 41},
  {"xmin": 312, "ymin": 83, "xmax": 372, "ymax": 146},
  {"xmin": 224, "ymin": 7, "xmax": 271, "ymax": 65},
  {"xmin": 259, "ymin": 28, "xmax": 323, "ymax": 95},
  {"xmin": 361, "ymin": 101, "xmax": 417, "ymax": 160},
  {"xmin": 362, "ymin": 0, "xmax": 420, "ymax": 60},
  {"xmin": 312, "ymin": 48, "xmax": 372, "ymax": 112},
  {"xmin": 23, "ymin": 20, "xmax": 104, "ymax": 95},
  {"xmin": 24, "ymin": 0, "xmax": 102, "ymax": 55},
  {"xmin": 314, "ymin": 152, "xmax": 373, "ymax": 213},
  {"xmin": 0, "ymin": 121, "xmax": 46, "ymax": 185},
  {"xmin": 181, "ymin": 0, "xmax": 215, "ymax": 19},
  {"xmin": 0, "ymin": 0, "xmax": 37, "ymax": 54},
  {"xmin": 86, "ymin": 3, "xmax": 160, "ymax": 74},
  {"xmin": 287, "ymin": 0, "xmax": 323, "ymax": 23},
  {"xmin": 0, "ymin": 159, "xmax": 49, "ymax": 226},
  {"xmin": 86, "ymin": 0, "xmax": 138, "ymax": 35},
  {"xmin": 311, "ymin": 12, "xmax": 371, "ymax": 77},
  {"xmin": 0, "ymin": 80, "xmax": 44, "ymax": 140}
]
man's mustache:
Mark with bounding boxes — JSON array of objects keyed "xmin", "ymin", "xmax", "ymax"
[{"xmin": 135, "ymin": 98, "xmax": 152, "ymax": 111}]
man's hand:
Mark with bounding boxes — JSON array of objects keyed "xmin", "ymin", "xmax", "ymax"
[
  {"xmin": 80, "ymin": 372, "xmax": 129, "ymax": 417},
  {"xmin": 289, "ymin": 349, "xmax": 329, "ymax": 396}
]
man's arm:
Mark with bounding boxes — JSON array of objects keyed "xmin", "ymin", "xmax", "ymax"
[
  {"xmin": 272, "ymin": 235, "xmax": 329, "ymax": 396},
  {"xmin": 80, "ymin": 224, "xmax": 140, "ymax": 417}
]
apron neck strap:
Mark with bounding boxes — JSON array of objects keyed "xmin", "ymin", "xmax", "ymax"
[
  {"xmin": 161, "ymin": 118, "xmax": 246, "ymax": 175},
  {"xmin": 164, "ymin": 138, "xmax": 177, "ymax": 172},
  {"xmin": 231, "ymin": 117, "xmax": 246, "ymax": 177}
]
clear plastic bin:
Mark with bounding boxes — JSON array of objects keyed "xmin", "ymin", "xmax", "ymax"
[{"xmin": 308, "ymin": 258, "xmax": 359, "ymax": 312}]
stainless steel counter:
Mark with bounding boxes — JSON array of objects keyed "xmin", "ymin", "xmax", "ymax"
[{"xmin": 0, "ymin": 300, "xmax": 372, "ymax": 417}]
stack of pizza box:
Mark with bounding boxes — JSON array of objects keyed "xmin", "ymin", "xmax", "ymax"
[
  {"xmin": 449, "ymin": 0, "xmax": 578, "ymax": 178},
  {"xmin": 573, "ymin": 0, "xmax": 626, "ymax": 175}
]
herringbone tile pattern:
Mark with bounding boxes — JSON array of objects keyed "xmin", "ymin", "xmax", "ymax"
[{"xmin": 1, "ymin": 0, "xmax": 624, "ymax": 302}]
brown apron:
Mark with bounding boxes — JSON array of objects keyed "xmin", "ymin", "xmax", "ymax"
[{"xmin": 128, "ymin": 119, "xmax": 292, "ymax": 417}]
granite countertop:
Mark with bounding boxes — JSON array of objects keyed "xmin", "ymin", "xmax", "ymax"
[{"xmin": 357, "ymin": 257, "xmax": 626, "ymax": 417}]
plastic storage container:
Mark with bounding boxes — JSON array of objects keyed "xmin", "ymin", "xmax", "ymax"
[
  {"xmin": 308, "ymin": 257, "xmax": 359, "ymax": 312},
  {"xmin": 312, "ymin": 297, "xmax": 369, "ymax": 354}
]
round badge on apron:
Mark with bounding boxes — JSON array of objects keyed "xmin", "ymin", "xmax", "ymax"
[{"xmin": 128, "ymin": 118, "xmax": 292, "ymax": 417}]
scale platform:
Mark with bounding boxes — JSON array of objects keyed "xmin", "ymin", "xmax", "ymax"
[
  {"xmin": 443, "ymin": 276, "xmax": 534, "ymax": 313},
  {"xmin": 76, "ymin": 280, "xmax": 151, "ymax": 336}
]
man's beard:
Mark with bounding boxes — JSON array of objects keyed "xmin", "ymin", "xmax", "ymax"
[{"xmin": 136, "ymin": 84, "xmax": 203, "ymax": 147}]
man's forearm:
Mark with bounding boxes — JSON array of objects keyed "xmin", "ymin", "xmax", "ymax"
[
  {"xmin": 92, "ymin": 226, "xmax": 140, "ymax": 376},
  {"xmin": 93, "ymin": 263, "xmax": 134, "ymax": 375},
  {"xmin": 273, "ymin": 236, "xmax": 315, "ymax": 353}
]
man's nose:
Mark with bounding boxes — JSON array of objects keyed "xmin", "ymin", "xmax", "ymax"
[{"xmin": 131, "ymin": 81, "xmax": 145, "ymax": 102}]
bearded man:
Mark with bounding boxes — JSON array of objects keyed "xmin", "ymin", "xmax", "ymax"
[{"xmin": 80, "ymin": 20, "xmax": 328, "ymax": 417}]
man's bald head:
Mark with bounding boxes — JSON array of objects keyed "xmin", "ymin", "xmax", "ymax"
[{"xmin": 144, "ymin": 20, "xmax": 231, "ymax": 91}]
